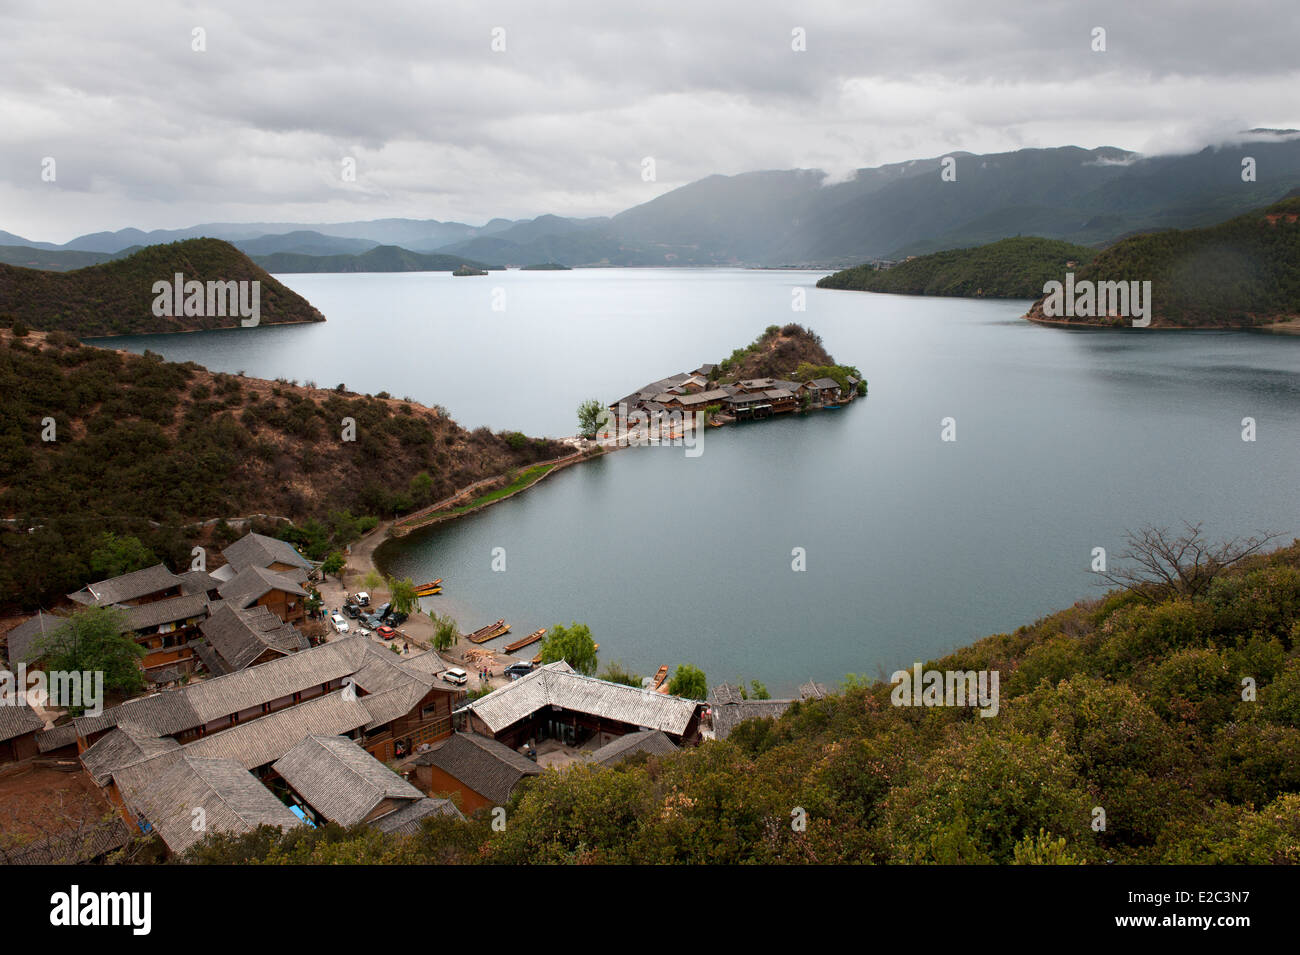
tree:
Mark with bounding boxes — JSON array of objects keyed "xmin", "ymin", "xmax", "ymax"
[
  {"xmin": 668, "ymin": 663, "xmax": 707, "ymax": 700},
  {"xmin": 409, "ymin": 472, "xmax": 435, "ymax": 507},
  {"xmin": 538, "ymin": 622, "xmax": 599, "ymax": 676},
  {"xmin": 429, "ymin": 612, "xmax": 458, "ymax": 652},
  {"xmin": 1100, "ymin": 521, "xmax": 1281, "ymax": 603},
  {"xmin": 30, "ymin": 607, "xmax": 145, "ymax": 705},
  {"xmin": 320, "ymin": 552, "xmax": 345, "ymax": 580},
  {"xmin": 361, "ymin": 570, "xmax": 384, "ymax": 592},
  {"xmin": 739, "ymin": 679, "xmax": 770, "ymax": 700},
  {"xmin": 89, "ymin": 533, "xmax": 155, "ymax": 580},
  {"xmin": 388, "ymin": 576, "xmax": 419, "ymax": 615},
  {"xmin": 576, "ymin": 399, "xmax": 606, "ymax": 440}
]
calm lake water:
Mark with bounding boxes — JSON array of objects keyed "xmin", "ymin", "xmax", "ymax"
[{"xmin": 93, "ymin": 270, "xmax": 1300, "ymax": 694}]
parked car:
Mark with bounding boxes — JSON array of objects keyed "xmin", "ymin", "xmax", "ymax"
[
  {"xmin": 375, "ymin": 602, "xmax": 392, "ymax": 621},
  {"xmin": 442, "ymin": 667, "xmax": 468, "ymax": 685},
  {"xmin": 353, "ymin": 592, "xmax": 370, "ymax": 607},
  {"xmin": 376, "ymin": 625, "xmax": 397, "ymax": 641},
  {"xmin": 330, "ymin": 613, "xmax": 349, "ymax": 633},
  {"xmin": 361, "ymin": 613, "xmax": 383, "ymax": 629},
  {"xmin": 504, "ymin": 662, "xmax": 534, "ymax": 679},
  {"xmin": 389, "ymin": 610, "xmax": 408, "ymax": 626},
  {"xmin": 342, "ymin": 603, "xmax": 360, "ymax": 619}
]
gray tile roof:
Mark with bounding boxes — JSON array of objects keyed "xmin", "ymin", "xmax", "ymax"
[
  {"xmin": 35, "ymin": 722, "xmax": 78, "ymax": 753},
  {"xmin": 67, "ymin": 564, "xmax": 182, "ymax": 607},
  {"xmin": 0, "ymin": 699, "xmax": 45, "ymax": 743},
  {"xmin": 4, "ymin": 611, "xmax": 64, "ymax": 665},
  {"xmin": 273, "ymin": 734, "xmax": 424, "ymax": 826},
  {"xmin": 112, "ymin": 751, "xmax": 302, "ymax": 855},
  {"xmin": 79, "ymin": 721, "xmax": 180, "ymax": 786},
  {"xmin": 180, "ymin": 689, "xmax": 374, "ymax": 770},
  {"xmin": 458, "ymin": 662, "xmax": 700, "ymax": 737},
  {"xmin": 708, "ymin": 682, "xmax": 746, "ymax": 706},
  {"xmin": 0, "ymin": 818, "xmax": 132, "ymax": 865},
  {"xmin": 586, "ymin": 729, "xmax": 679, "ymax": 767},
  {"xmin": 221, "ymin": 532, "xmax": 317, "ymax": 574},
  {"xmin": 217, "ymin": 565, "xmax": 308, "ymax": 608},
  {"xmin": 73, "ymin": 636, "xmax": 368, "ymax": 740},
  {"xmin": 123, "ymin": 593, "xmax": 210, "ymax": 633},
  {"xmin": 178, "ymin": 570, "xmax": 221, "ymax": 596},
  {"xmin": 710, "ymin": 700, "xmax": 794, "ymax": 740},
  {"xmin": 799, "ymin": 680, "xmax": 829, "ymax": 701},
  {"xmin": 368, "ymin": 797, "xmax": 464, "ymax": 835},
  {"xmin": 412, "ymin": 732, "xmax": 540, "ymax": 805},
  {"xmin": 810, "ymin": 377, "xmax": 841, "ymax": 390},
  {"xmin": 200, "ymin": 603, "xmax": 307, "ymax": 671}
]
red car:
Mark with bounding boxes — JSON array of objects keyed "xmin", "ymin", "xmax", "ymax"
[{"xmin": 376, "ymin": 625, "xmax": 397, "ymax": 641}]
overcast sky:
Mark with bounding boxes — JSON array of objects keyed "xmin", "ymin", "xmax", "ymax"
[{"xmin": 3, "ymin": 0, "xmax": 1298, "ymax": 242}]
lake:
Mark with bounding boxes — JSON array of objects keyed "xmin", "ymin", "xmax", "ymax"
[{"xmin": 92, "ymin": 269, "xmax": 1300, "ymax": 695}]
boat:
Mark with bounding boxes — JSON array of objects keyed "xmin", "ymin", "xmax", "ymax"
[
  {"xmin": 415, "ymin": 586, "xmax": 442, "ymax": 597},
  {"xmin": 651, "ymin": 665, "xmax": 669, "ymax": 689},
  {"xmin": 466, "ymin": 619, "xmax": 511, "ymax": 644},
  {"xmin": 414, "ymin": 579, "xmax": 443, "ymax": 597},
  {"xmin": 503, "ymin": 628, "xmax": 546, "ymax": 654}
]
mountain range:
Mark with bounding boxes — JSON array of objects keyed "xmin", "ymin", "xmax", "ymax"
[{"xmin": 7, "ymin": 133, "xmax": 1300, "ymax": 270}]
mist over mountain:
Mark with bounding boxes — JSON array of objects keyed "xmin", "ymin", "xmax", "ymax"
[{"xmin": 9, "ymin": 138, "xmax": 1300, "ymax": 270}]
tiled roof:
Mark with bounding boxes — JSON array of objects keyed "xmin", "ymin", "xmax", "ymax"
[
  {"xmin": 67, "ymin": 564, "xmax": 182, "ymax": 607},
  {"xmin": 458, "ymin": 662, "xmax": 700, "ymax": 737},
  {"xmin": 200, "ymin": 603, "xmax": 307, "ymax": 671},
  {"xmin": 79, "ymin": 721, "xmax": 180, "ymax": 786},
  {"xmin": 221, "ymin": 532, "xmax": 317, "ymax": 574},
  {"xmin": 710, "ymin": 700, "xmax": 794, "ymax": 740},
  {"xmin": 123, "ymin": 593, "xmax": 209, "ymax": 633},
  {"xmin": 412, "ymin": 732, "xmax": 540, "ymax": 804},
  {"xmin": 112, "ymin": 751, "xmax": 302, "ymax": 855},
  {"xmin": 586, "ymin": 729, "xmax": 679, "ymax": 767},
  {"xmin": 0, "ymin": 699, "xmax": 45, "ymax": 743},
  {"xmin": 273, "ymin": 735, "xmax": 424, "ymax": 827},
  {"xmin": 217, "ymin": 565, "xmax": 308, "ymax": 608},
  {"xmin": 4, "ymin": 611, "xmax": 64, "ymax": 665},
  {"xmin": 368, "ymin": 797, "xmax": 463, "ymax": 835}
]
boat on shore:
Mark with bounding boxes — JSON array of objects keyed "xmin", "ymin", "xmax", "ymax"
[
  {"xmin": 651, "ymin": 665, "xmax": 669, "ymax": 689},
  {"xmin": 503, "ymin": 628, "xmax": 546, "ymax": 654},
  {"xmin": 414, "ymin": 578, "xmax": 443, "ymax": 596},
  {"xmin": 466, "ymin": 619, "xmax": 511, "ymax": 644}
]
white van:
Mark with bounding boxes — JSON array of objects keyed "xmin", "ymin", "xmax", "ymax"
[
  {"xmin": 331, "ymin": 613, "xmax": 349, "ymax": 633},
  {"xmin": 354, "ymin": 592, "xmax": 370, "ymax": 607},
  {"xmin": 441, "ymin": 667, "xmax": 468, "ymax": 685}
]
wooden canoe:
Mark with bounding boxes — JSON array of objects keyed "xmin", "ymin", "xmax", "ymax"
[
  {"xmin": 503, "ymin": 628, "xmax": 546, "ymax": 654},
  {"xmin": 414, "ymin": 586, "xmax": 442, "ymax": 597},
  {"xmin": 466, "ymin": 619, "xmax": 510, "ymax": 644},
  {"xmin": 651, "ymin": 665, "xmax": 669, "ymax": 689}
]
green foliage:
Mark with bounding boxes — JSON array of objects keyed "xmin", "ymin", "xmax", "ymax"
[
  {"xmin": 598, "ymin": 661, "xmax": 643, "ymax": 687},
  {"xmin": 89, "ymin": 533, "xmax": 156, "ymax": 579},
  {"xmin": 667, "ymin": 663, "xmax": 707, "ymax": 700},
  {"xmin": 538, "ymin": 622, "xmax": 599, "ymax": 676},
  {"xmin": 320, "ymin": 552, "xmax": 345, "ymax": 578},
  {"xmin": 429, "ymin": 612, "xmax": 458, "ymax": 652},
  {"xmin": 30, "ymin": 606, "xmax": 145, "ymax": 703},
  {"xmin": 816, "ymin": 236, "xmax": 1097, "ymax": 298},
  {"xmin": 576, "ymin": 399, "xmax": 605, "ymax": 439},
  {"xmin": 386, "ymin": 576, "xmax": 419, "ymax": 615}
]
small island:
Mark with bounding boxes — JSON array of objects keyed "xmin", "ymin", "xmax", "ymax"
[
  {"xmin": 596, "ymin": 324, "xmax": 865, "ymax": 440},
  {"xmin": 452, "ymin": 264, "xmax": 489, "ymax": 276}
]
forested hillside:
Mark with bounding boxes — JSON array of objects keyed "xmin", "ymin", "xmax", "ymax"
[
  {"xmin": 0, "ymin": 328, "xmax": 566, "ymax": 609},
  {"xmin": 817, "ymin": 237, "xmax": 1098, "ymax": 298}
]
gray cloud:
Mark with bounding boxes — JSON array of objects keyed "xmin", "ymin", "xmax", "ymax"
[{"xmin": 2, "ymin": 0, "xmax": 1297, "ymax": 241}]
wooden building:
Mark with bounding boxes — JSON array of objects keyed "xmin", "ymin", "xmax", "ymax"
[
  {"xmin": 410, "ymin": 731, "xmax": 540, "ymax": 814},
  {"xmin": 0, "ymin": 700, "xmax": 44, "ymax": 763}
]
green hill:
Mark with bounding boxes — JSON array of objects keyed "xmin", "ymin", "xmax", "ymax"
[
  {"xmin": 185, "ymin": 530, "xmax": 1300, "ymax": 865},
  {"xmin": 0, "ymin": 239, "xmax": 325, "ymax": 336},
  {"xmin": 817, "ymin": 236, "xmax": 1098, "ymax": 299},
  {"xmin": 0, "ymin": 244, "xmax": 139, "ymax": 271},
  {"xmin": 0, "ymin": 329, "xmax": 567, "ymax": 609},
  {"xmin": 253, "ymin": 245, "xmax": 498, "ymax": 273},
  {"xmin": 1025, "ymin": 195, "xmax": 1300, "ymax": 328}
]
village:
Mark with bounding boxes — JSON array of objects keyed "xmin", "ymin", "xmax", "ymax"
[
  {"xmin": 607, "ymin": 360, "xmax": 865, "ymax": 437},
  {"xmin": 0, "ymin": 529, "xmax": 829, "ymax": 862}
]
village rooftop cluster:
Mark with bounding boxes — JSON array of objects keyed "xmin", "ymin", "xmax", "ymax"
[{"xmin": 0, "ymin": 530, "xmax": 829, "ymax": 862}]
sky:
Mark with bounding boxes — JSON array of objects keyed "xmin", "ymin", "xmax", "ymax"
[{"xmin": 3, "ymin": 0, "xmax": 1298, "ymax": 243}]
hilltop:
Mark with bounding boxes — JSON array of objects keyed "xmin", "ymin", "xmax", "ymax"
[
  {"xmin": 0, "ymin": 328, "xmax": 568, "ymax": 609},
  {"xmin": 817, "ymin": 237, "xmax": 1098, "ymax": 299},
  {"xmin": 1024, "ymin": 195, "xmax": 1300, "ymax": 329},
  {"xmin": 715, "ymin": 324, "xmax": 852, "ymax": 382},
  {"xmin": 251, "ymin": 245, "xmax": 499, "ymax": 274},
  {"xmin": 0, "ymin": 239, "xmax": 325, "ymax": 336}
]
